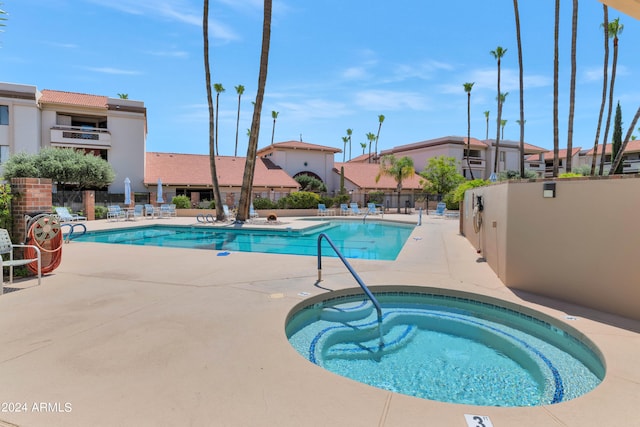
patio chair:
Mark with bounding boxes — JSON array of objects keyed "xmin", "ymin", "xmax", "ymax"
[
  {"xmin": 129, "ymin": 204, "xmax": 144, "ymax": 221},
  {"xmin": 159, "ymin": 204, "xmax": 173, "ymax": 219},
  {"xmin": 317, "ymin": 204, "xmax": 335, "ymax": 216},
  {"xmin": 144, "ymin": 204, "xmax": 158, "ymax": 219},
  {"xmin": 107, "ymin": 205, "xmax": 126, "ymax": 221},
  {"xmin": 0, "ymin": 228, "xmax": 42, "ymax": 290},
  {"xmin": 433, "ymin": 202, "xmax": 446, "ymax": 217},
  {"xmin": 55, "ymin": 207, "xmax": 87, "ymax": 222},
  {"xmin": 350, "ymin": 203, "xmax": 363, "ymax": 215},
  {"xmin": 367, "ymin": 203, "xmax": 382, "ymax": 216},
  {"xmin": 340, "ymin": 204, "xmax": 350, "ymax": 216}
]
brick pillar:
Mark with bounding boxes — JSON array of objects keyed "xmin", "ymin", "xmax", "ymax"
[
  {"xmin": 84, "ymin": 190, "xmax": 95, "ymax": 221},
  {"xmin": 10, "ymin": 178, "xmax": 53, "ymax": 244}
]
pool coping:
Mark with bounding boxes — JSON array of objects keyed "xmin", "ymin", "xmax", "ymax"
[{"xmin": 0, "ymin": 214, "xmax": 638, "ymax": 426}]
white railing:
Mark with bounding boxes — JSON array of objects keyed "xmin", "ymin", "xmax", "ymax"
[{"xmin": 50, "ymin": 126, "xmax": 111, "ymax": 147}]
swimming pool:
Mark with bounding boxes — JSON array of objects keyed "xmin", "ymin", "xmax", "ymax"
[
  {"xmin": 73, "ymin": 220, "xmax": 415, "ymax": 260},
  {"xmin": 286, "ymin": 288, "xmax": 605, "ymax": 407}
]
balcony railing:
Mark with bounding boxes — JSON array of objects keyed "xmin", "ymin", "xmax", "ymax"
[
  {"xmin": 462, "ymin": 156, "xmax": 485, "ymax": 167},
  {"xmin": 50, "ymin": 125, "xmax": 111, "ymax": 147}
]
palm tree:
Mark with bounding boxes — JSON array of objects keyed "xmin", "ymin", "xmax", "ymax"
[
  {"xmin": 500, "ymin": 119, "xmax": 507, "ymax": 140},
  {"xmin": 591, "ymin": 5, "xmax": 609, "ymax": 175},
  {"xmin": 513, "ymin": 0, "xmax": 526, "ymax": 178},
  {"xmin": 203, "ymin": 0, "xmax": 224, "ymax": 221},
  {"xmin": 463, "ymin": 82, "xmax": 475, "ymax": 180},
  {"xmin": 213, "ymin": 83, "xmax": 225, "ymax": 155},
  {"xmin": 360, "ymin": 142, "xmax": 367, "ymax": 155},
  {"xmin": 341, "ymin": 136, "xmax": 348, "ymax": 162},
  {"xmin": 374, "ymin": 114, "xmax": 385, "ymax": 159},
  {"xmin": 270, "ymin": 110, "xmax": 279, "ymax": 146},
  {"xmin": 236, "ymin": 0, "xmax": 272, "ymax": 222},
  {"xmin": 483, "ymin": 111, "xmax": 490, "ymax": 140},
  {"xmin": 610, "ymin": 105, "xmax": 640, "ymax": 173},
  {"xmin": 375, "ymin": 155, "xmax": 415, "ymax": 214},
  {"xmin": 346, "ymin": 128, "xmax": 353, "ymax": 160},
  {"xmin": 366, "ymin": 132, "xmax": 376, "ymax": 163},
  {"xmin": 598, "ymin": 17, "xmax": 624, "ymax": 176},
  {"xmin": 117, "ymin": 93, "xmax": 129, "ymax": 99},
  {"xmin": 234, "ymin": 84, "xmax": 245, "ymax": 157},
  {"xmin": 0, "ymin": 4, "xmax": 7, "ymax": 30},
  {"xmin": 490, "ymin": 46, "xmax": 507, "ymax": 175},
  {"xmin": 566, "ymin": 0, "xmax": 578, "ymax": 174},
  {"xmin": 553, "ymin": 0, "xmax": 560, "ymax": 177}
]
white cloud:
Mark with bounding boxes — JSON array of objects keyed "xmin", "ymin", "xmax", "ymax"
[
  {"xmin": 85, "ymin": 67, "xmax": 143, "ymax": 75},
  {"xmin": 276, "ymin": 99, "xmax": 352, "ymax": 121},
  {"xmin": 354, "ymin": 90, "xmax": 430, "ymax": 111}
]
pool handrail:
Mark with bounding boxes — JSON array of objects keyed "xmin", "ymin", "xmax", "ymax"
[
  {"xmin": 316, "ymin": 232, "xmax": 382, "ymax": 324},
  {"xmin": 60, "ymin": 222, "xmax": 87, "ymax": 243}
]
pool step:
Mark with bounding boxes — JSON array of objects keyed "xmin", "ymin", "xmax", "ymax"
[
  {"xmin": 321, "ymin": 323, "xmax": 417, "ymax": 361},
  {"xmin": 319, "ymin": 300, "xmax": 374, "ymax": 322}
]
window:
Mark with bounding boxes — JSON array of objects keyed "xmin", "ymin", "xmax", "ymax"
[
  {"xmin": 0, "ymin": 146, "xmax": 9, "ymax": 163},
  {"xmin": 0, "ymin": 105, "xmax": 8, "ymax": 125},
  {"xmin": 499, "ymin": 151, "xmax": 506, "ymax": 162}
]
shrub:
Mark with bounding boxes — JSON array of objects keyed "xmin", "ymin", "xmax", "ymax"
[
  {"xmin": 498, "ymin": 169, "xmax": 538, "ymax": 181},
  {"xmin": 95, "ymin": 205, "xmax": 108, "ymax": 219},
  {"xmin": 367, "ymin": 191, "xmax": 384, "ymax": 204},
  {"xmin": 0, "ymin": 184, "xmax": 11, "ymax": 231},
  {"xmin": 452, "ymin": 179, "xmax": 491, "ymax": 204},
  {"xmin": 172, "ymin": 195, "xmax": 191, "ymax": 209},
  {"xmin": 558, "ymin": 172, "xmax": 583, "ymax": 178},
  {"xmin": 276, "ymin": 191, "xmax": 320, "ymax": 209},
  {"xmin": 295, "ymin": 175, "xmax": 327, "ymax": 192},
  {"xmin": 571, "ymin": 165, "xmax": 592, "ymax": 176},
  {"xmin": 252, "ymin": 196, "xmax": 275, "ymax": 210}
]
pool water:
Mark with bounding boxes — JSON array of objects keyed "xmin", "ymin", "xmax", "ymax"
[
  {"xmin": 286, "ymin": 290, "xmax": 605, "ymax": 407},
  {"xmin": 73, "ymin": 221, "xmax": 414, "ymax": 260}
]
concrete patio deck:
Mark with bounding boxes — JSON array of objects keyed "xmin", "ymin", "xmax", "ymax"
[{"xmin": 0, "ymin": 213, "xmax": 638, "ymax": 426}]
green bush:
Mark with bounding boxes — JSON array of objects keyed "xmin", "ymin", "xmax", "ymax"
[
  {"xmin": 171, "ymin": 195, "xmax": 191, "ymax": 209},
  {"xmin": 0, "ymin": 184, "xmax": 11, "ymax": 231},
  {"xmin": 452, "ymin": 179, "xmax": 490, "ymax": 204},
  {"xmin": 367, "ymin": 191, "xmax": 384, "ymax": 204},
  {"xmin": 443, "ymin": 192, "xmax": 459, "ymax": 210},
  {"xmin": 252, "ymin": 196, "xmax": 276, "ymax": 209},
  {"xmin": 95, "ymin": 205, "xmax": 108, "ymax": 219},
  {"xmin": 558, "ymin": 172, "xmax": 583, "ymax": 178},
  {"xmin": 276, "ymin": 191, "xmax": 320, "ymax": 209},
  {"xmin": 498, "ymin": 169, "xmax": 538, "ymax": 181}
]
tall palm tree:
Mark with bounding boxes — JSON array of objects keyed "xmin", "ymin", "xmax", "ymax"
[
  {"xmin": 490, "ymin": 46, "xmax": 507, "ymax": 175},
  {"xmin": 591, "ymin": 5, "xmax": 609, "ymax": 175},
  {"xmin": 566, "ymin": 0, "xmax": 578, "ymax": 174},
  {"xmin": 610, "ymin": 106, "xmax": 640, "ymax": 173},
  {"xmin": 513, "ymin": 0, "xmax": 526, "ymax": 178},
  {"xmin": 346, "ymin": 128, "xmax": 353, "ymax": 160},
  {"xmin": 117, "ymin": 93, "xmax": 129, "ymax": 99},
  {"xmin": 500, "ymin": 119, "xmax": 507, "ymax": 140},
  {"xmin": 234, "ymin": 84, "xmax": 245, "ymax": 157},
  {"xmin": 366, "ymin": 132, "xmax": 376, "ymax": 163},
  {"xmin": 598, "ymin": 17, "xmax": 624, "ymax": 176},
  {"xmin": 236, "ymin": 0, "xmax": 272, "ymax": 222},
  {"xmin": 203, "ymin": 0, "xmax": 224, "ymax": 221},
  {"xmin": 374, "ymin": 114, "xmax": 385, "ymax": 159},
  {"xmin": 341, "ymin": 136, "xmax": 348, "ymax": 162},
  {"xmin": 375, "ymin": 155, "xmax": 415, "ymax": 214},
  {"xmin": 270, "ymin": 110, "xmax": 279, "ymax": 146},
  {"xmin": 360, "ymin": 142, "xmax": 367, "ymax": 155},
  {"xmin": 213, "ymin": 83, "xmax": 225, "ymax": 155},
  {"xmin": 553, "ymin": 0, "xmax": 560, "ymax": 177},
  {"xmin": 464, "ymin": 82, "xmax": 475, "ymax": 180},
  {"xmin": 483, "ymin": 110, "xmax": 490, "ymax": 140},
  {"xmin": 0, "ymin": 4, "xmax": 7, "ymax": 30}
]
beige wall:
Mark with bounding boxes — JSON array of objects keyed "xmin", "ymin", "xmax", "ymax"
[{"xmin": 463, "ymin": 176, "xmax": 640, "ymax": 321}]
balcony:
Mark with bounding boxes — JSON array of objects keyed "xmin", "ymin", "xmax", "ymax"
[
  {"xmin": 50, "ymin": 125, "xmax": 111, "ymax": 148},
  {"xmin": 462, "ymin": 156, "xmax": 485, "ymax": 168}
]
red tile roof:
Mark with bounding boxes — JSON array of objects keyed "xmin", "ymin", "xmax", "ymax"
[
  {"xmin": 335, "ymin": 162, "xmax": 423, "ymax": 190},
  {"xmin": 349, "ymin": 153, "xmax": 375, "ymax": 163},
  {"xmin": 144, "ymin": 152, "xmax": 299, "ymax": 189},
  {"xmin": 39, "ymin": 89, "xmax": 108, "ymax": 109},
  {"xmin": 527, "ymin": 147, "xmax": 581, "ymax": 161},
  {"xmin": 584, "ymin": 140, "xmax": 640, "ymax": 155},
  {"xmin": 382, "ymin": 136, "xmax": 488, "ymax": 156},
  {"xmin": 257, "ymin": 140, "xmax": 341, "ymax": 155}
]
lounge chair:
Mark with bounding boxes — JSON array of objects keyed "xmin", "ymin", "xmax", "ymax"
[
  {"xmin": 55, "ymin": 207, "xmax": 86, "ymax": 222},
  {"xmin": 350, "ymin": 203, "xmax": 363, "ymax": 215},
  {"xmin": 144, "ymin": 204, "xmax": 158, "ymax": 219},
  {"xmin": 223, "ymin": 205, "xmax": 235, "ymax": 222},
  {"xmin": 0, "ymin": 228, "xmax": 42, "ymax": 290},
  {"xmin": 433, "ymin": 202, "xmax": 446, "ymax": 217},
  {"xmin": 129, "ymin": 204, "xmax": 144, "ymax": 221},
  {"xmin": 366, "ymin": 203, "xmax": 383, "ymax": 216},
  {"xmin": 159, "ymin": 204, "xmax": 174, "ymax": 219},
  {"xmin": 107, "ymin": 205, "xmax": 126, "ymax": 221},
  {"xmin": 317, "ymin": 204, "xmax": 335, "ymax": 216},
  {"xmin": 340, "ymin": 204, "xmax": 350, "ymax": 216}
]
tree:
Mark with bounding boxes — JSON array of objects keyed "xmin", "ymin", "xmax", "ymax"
[
  {"xmin": 598, "ymin": 17, "xmax": 624, "ymax": 176},
  {"xmin": 553, "ymin": 0, "xmax": 560, "ymax": 177},
  {"xmin": 0, "ymin": 4, "xmax": 7, "ymax": 32},
  {"xmin": 490, "ymin": 46, "xmax": 507, "ymax": 175},
  {"xmin": 213, "ymin": 83, "xmax": 225, "ymax": 155},
  {"xmin": 610, "ymin": 101, "xmax": 623, "ymax": 174},
  {"xmin": 203, "ymin": 0, "xmax": 224, "ymax": 221},
  {"xmin": 419, "ymin": 156, "xmax": 465, "ymax": 200},
  {"xmin": 117, "ymin": 93, "xmax": 129, "ymax": 99},
  {"xmin": 366, "ymin": 132, "xmax": 376, "ymax": 163},
  {"xmin": 346, "ymin": 128, "xmax": 353, "ymax": 160},
  {"xmin": 270, "ymin": 110, "xmax": 278, "ymax": 146},
  {"xmin": 375, "ymin": 155, "xmax": 415, "ymax": 214},
  {"xmin": 483, "ymin": 110, "xmax": 490, "ymax": 140},
  {"xmin": 565, "ymin": 0, "xmax": 578, "ymax": 173},
  {"xmin": 341, "ymin": 136, "xmax": 348, "ymax": 162},
  {"xmin": 234, "ymin": 84, "xmax": 245, "ymax": 157},
  {"xmin": 360, "ymin": 142, "xmax": 366, "ymax": 155},
  {"xmin": 236, "ymin": 0, "xmax": 272, "ymax": 222},
  {"xmin": 591, "ymin": 5, "xmax": 609, "ymax": 175},
  {"xmin": 295, "ymin": 175, "xmax": 327, "ymax": 193},
  {"xmin": 374, "ymin": 114, "xmax": 385, "ymax": 159},
  {"xmin": 500, "ymin": 119, "xmax": 507, "ymax": 140},
  {"xmin": 463, "ymin": 82, "xmax": 475, "ymax": 179},
  {"xmin": 513, "ymin": 0, "xmax": 526, "ymax": 178},
  {"xmin": 610, "ymin": 106, "xmax": 640, "ymax": 173}
]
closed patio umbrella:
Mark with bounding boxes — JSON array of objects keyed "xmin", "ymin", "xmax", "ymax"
[
  {"xmin": 124, "ymin": 177, "xmax": 131, "ymax": 205},
  {"xmin": 157, "ymin": 178, "xmax": 164, "ymax": 203}
]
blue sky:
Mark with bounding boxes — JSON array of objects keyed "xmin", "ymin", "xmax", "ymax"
[{"xmin": 2, "ymin": 0, "xmax": 639, "ymax": 159}]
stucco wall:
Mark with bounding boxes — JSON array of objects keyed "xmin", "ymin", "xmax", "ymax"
[{"xmin": 463, "ymin": 176, "xmax": 640, "ymax": 321}]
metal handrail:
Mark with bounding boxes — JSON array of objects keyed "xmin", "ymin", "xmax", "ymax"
[{"xmin": 316, "ymin": 232, "xmax": 382, "ymax": 324}]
